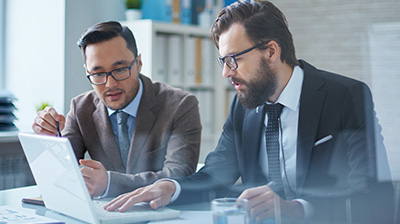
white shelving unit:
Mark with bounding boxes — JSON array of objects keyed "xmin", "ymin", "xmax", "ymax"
[{"xmin": 121, "ymin": 20, "xmax": 229, "ymax": 162}]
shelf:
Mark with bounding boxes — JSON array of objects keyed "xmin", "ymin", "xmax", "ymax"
[{"xmin": 120, "ymin": 19, "xmax": 228, "ymax": 162}]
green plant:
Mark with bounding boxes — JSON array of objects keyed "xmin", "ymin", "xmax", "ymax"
[
  {"xmin": 125, "ymin": 0, "xmax": 142, "ymax": 9},
  {"xmin": 35, "ymin": 101, "xmax": 51, "ymax": 112}
]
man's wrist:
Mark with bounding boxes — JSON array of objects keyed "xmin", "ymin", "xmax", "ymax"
[
  {"xmin": 292, "ymin": 199, "xmax": 313, "ymax": 220},
  {"xmin": 154, "ymin": 178, "xmax": 181, "ymax": 202},
  {"xmin": 94, "ymin": 171, "xmax": 111, "ymax": 199}
]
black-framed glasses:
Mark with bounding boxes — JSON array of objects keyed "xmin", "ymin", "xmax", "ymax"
[
  {"xmin": 86, "ymin": 57, "xmax": 138, "ymax": 85},
  {"xmin": 217, "ymin": 40, "xmax": 272, "ymax": 71}
]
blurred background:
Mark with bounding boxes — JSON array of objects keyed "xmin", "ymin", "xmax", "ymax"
[{"xmin": 0, "ymin": 0, "xmax": 399, "ymax": 200}]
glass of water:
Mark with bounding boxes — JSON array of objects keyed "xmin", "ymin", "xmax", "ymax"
[{"xmin": 212, "ymin": 198, "xmax": 249, "ymax": 224}]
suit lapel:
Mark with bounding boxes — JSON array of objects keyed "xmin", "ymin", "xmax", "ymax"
[
  {"xmin": 92, "ymin": 102, "xmax": 126, "ymax": 172},
  {"xmin": 126, "ymin": 75, "xmax": 157, "ymax": 173},
  {"xmin": 296, "ymin": 61, "xmax": 326, "ymax": 192},
  {"xmin": 242, "ymin": 106, "xmax": 267, "ymax": 184}
]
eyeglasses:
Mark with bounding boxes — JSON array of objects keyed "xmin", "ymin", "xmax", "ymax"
[
  {"xmin": 86, "ymin": 57, "xmax": 138, "ymax": 85},
  {"xmin": 217, "ymin": 40, "xmax": 272, "ymax": 71}
]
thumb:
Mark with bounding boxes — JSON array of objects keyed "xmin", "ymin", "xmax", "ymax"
[{"xmin": 80, "ymin": 159, "xmax": 103, "ymax": 170}]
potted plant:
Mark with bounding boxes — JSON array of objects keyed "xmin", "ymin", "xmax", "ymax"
[
  {"xmin": 35, "ymin": 101, "xmax": 51, "ymax": 112},
  {"xmin": 125, "ymin": 0, "xmax": 142, "ymax": 21}
]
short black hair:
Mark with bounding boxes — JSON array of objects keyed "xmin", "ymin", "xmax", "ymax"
[{"xmin": 77, "ymin": 21, "xmax": 138, "ymax": 62}]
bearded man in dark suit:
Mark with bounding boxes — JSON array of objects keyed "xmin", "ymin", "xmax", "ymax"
[{"xmin": 105, "ymin": 1, "xmax": 394, "ymax": 223}]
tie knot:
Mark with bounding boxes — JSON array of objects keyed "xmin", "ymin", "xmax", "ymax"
[
  {"xmin": 264, "ymin": 103, "xmax": 284, "ymax": 120},
  {"xmin": 116, "ymin": 111, "xmax": 129, "ymax": 124}
]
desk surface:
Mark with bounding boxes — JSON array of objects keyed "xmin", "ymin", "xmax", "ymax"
[{"xmin": 0, "ymin": 185, "xmax": 213, "ymax": 224}]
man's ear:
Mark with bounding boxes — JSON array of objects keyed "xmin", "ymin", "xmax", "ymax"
[
  {"xmin": 265, "ymin": 40, "xmax": 281, "ymax": 63},
  {"xmin": 137, "ymin": 53, "xmax": 143, "ymax": 73}
]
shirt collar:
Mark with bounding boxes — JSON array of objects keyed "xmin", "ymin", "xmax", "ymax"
[
  {"xmin": 256, "ymin": 65, "xmax": 303, "ymax": 113},
  {"xmin": 274, "ymin": 65, "xmax": 303, "ymax": 112},
  {"xmin": 107, "ymin": 77, "xmax": 143, "ymax": 117}
]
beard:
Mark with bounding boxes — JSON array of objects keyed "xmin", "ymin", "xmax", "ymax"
[{"xmin": 234, "ymin": 57, "xmax": 277, "ymax": 109}]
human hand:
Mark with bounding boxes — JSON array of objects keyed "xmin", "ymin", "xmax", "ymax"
[
  {"xmin": 32, "ymin": 106, "xmax": 66, "ymax": 136},
  {"xmin": 80, "ymin": 159, "xmax": 109, "ymax": 197},
  {"xmin": 238, "ymin": 185, "xmax": 304, "ymax": 224},
  {"xmin": 104, "ymin": 180, "xmax": 176, "ymax": 212}
]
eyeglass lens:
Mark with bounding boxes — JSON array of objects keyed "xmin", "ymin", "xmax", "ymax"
[
  {"xmin": 89, "ymin": 67, "xmax": 130, "ymax": 84},
  {"xmin": 218, "ymin": 56, "xmax": 237, "ymax": 70}
]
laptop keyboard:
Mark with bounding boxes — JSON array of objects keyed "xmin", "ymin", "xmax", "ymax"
[{"xmin": 92, "ymin": 200, "xmax": 154, "ymax": 218}]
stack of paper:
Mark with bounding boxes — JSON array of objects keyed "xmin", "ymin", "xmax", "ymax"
[
  {"xmin": 0, "ymin": 90, "xmax": 18, "ymax": 131},
  {"xmin": 0, "ymin": 205, "xmax": 63, "ymax": 224}
]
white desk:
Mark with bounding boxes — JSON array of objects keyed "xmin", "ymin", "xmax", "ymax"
[{"xmin": 0, "ymin": 185, "xmax": 213, "ymax": 224}]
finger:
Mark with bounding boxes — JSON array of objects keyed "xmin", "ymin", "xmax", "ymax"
[
  {"xmin": 149, "ymin": 196, "xmax": 169, "ymax": 210},
  {"xmin": 107, "ymin": 193, "xmax": 138, "ymax": 212},
  {"xmin": 58, "ymin": 115, "xmax": 66, "ymax": 131},
  {"xmin": 43, "ymin": 106, "xmax": 61, "ymax": 121},
  {"xmin": 118, "ymin": 196, "xmax": 148, "ymax": 212},
  {"xmin": 33, "ymin": 115, "xmax": 57, "ymax": 135},
  {"xmin": 80, "ymin": 159, "xmax": 103, "ymax": 170},
  {"xmin": 80, "ymin": 166, "xmax": 94, "ymax": 179},
  {"xmin": 239, "ymin": 185, "xmax": 272, "ymax": 200},
  {"xmin": 104, "ymin": 188, "xmax": 143, "ymax": 211},
  {"xmin": 32, "ymin": 122, "xmax": 56, "ymax": 135},
  {"xmin": 250, "ymin": 197, "xmax": 274, "ymax": 221},
  {"xmin": 247, "ymin": 190, "xmax": 274, "ymax": 208},
  {"xmin": 118, "ymin": 188, "xmax": 162, "ymax": 212}
]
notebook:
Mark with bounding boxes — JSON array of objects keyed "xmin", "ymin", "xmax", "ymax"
[{"xmin": 18, "ymin": 133, "xmax": 180, "ymax": 224}]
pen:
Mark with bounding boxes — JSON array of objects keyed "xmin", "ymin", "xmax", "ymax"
[{"xmin": 56, "ymin": 121, "xmax": 62, "ymax": 137}]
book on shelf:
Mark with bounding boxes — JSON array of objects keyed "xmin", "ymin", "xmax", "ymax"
[
  {"xmin": 154, "ymin": 34, "xmax": 169, "ymax": 83},
  {"xmin": 183, "ymin": 36, "xmax": 196, "ymax": 85},
  {"xmin": 180, "ymin": 0, "xmax": 192, "ymax": 24},
  {"xmin": 201, "ymin": 37, "xmax": 214, "ymax": 85},
  {"xmin": 168, "ymin": 35, "xmax": 184, "ymax": 86}
]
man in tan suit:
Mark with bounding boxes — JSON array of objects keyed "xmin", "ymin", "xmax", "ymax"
[{"xmin": 32, "ymin": 21, "xmax": 201, "ymax": 198}]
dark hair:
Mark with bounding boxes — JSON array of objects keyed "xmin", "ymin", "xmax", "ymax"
[
  {"xmin": 211, "ymin": 0, "xmax": 298, "ymax": 67},
  {"xmin": 77, "ymin": 21, "xmax": 138, "ymax": 62}
]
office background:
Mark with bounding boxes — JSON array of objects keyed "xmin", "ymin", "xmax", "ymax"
[{"xmin": 0, "ymin": 0, "xmax": 399, "ymax": 189}]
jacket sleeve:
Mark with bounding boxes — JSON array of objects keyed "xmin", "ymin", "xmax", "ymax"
[{"xmin": 171, "ymin": 96, "xmax": 244, "ymax": 205}]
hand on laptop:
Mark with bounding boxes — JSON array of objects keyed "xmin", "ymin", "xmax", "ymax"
[
  {"xmin": 32, "ymin": 106, "xmax": 65, "ymax": 136},
  {"xmin": 80, "ymin": 159, "xmax": 109, "ymax": 197},
  {"xmin": 104, "ymin": 181, "xmax": 176, "ymax": 212}
]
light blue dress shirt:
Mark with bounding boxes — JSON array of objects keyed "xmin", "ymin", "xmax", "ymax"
[{"xmin": 99, "ymin": 78, "xmax": 143, "ymax": 198}]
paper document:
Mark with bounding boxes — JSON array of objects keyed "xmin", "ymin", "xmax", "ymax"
[{"xmin": 0, "ymin": 205, "xmax": 63, "ymax": 224}]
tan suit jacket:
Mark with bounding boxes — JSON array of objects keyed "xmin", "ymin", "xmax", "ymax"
[{"xmin": 63, "ymin": 74, "xmax": 201, "ymax": 196}]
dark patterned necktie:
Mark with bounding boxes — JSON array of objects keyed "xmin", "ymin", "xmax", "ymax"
[
  {"xmin": 116, "ymin": 111, "xmax": 130, "ymax": 167},
  {"xmin": 264, "ymin": 103, "xmax": 285, "ymax": 198}
]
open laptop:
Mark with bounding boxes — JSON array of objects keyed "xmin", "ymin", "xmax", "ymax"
[{"xmin": 18, "ymin": 132, "xmax": 180, "ymax": 224}]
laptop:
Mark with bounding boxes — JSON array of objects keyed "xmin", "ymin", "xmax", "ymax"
[{"xmin": 18, "ymin": 132, "xmax": 180, "ymax": 224}]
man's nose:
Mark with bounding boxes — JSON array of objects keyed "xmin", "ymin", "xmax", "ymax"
[
  {"xmin": 222, "ymin": 64, "xmax": 236, "ymax": 79},
  {"xmin": 105, "ymin": 74, "xmax": 118, "ymax": 88}
]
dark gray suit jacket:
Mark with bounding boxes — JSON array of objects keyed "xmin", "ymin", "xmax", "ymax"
[
  {"xmin": 63, "ymin": 74, "xmax": 201, "ymax": 196},
  {"xmin": 174, "ymin": 60, "xmax": 394, "ymax": 223}
]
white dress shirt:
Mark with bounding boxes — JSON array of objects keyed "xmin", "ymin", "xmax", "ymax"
[{"xmin": 170, "ymin": 66, "xmax": 312, "ymax": 218}]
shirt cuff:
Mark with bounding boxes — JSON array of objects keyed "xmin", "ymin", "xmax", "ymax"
[
  {"xmin": 94, "ymin": 171, "xmax": 111, "ymax": 199},
  {"xmin": 293, "ymin": 198, "xmax": 314, "ymax": 220},
  {"xmin": 154, "ymin": 178, "xmax": 181, "ymax": 203}
]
